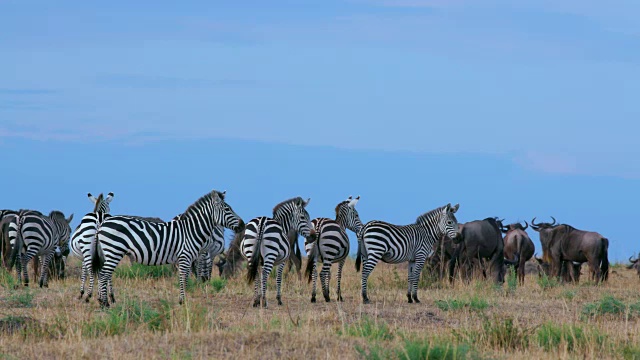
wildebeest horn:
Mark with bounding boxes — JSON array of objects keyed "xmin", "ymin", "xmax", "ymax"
[
  {"xmin": 629, "ymin": 255, "xmax": 638, "ymax": 264},
  {"xmin": 522, "ymin": 221, "xmax": 529, "ymax": 231},
  {"xmin": 550, "ymin": 216, "xmax": 557, "ymax": 226},
  {"xmin": 531, "ymin": 217, "xmax": 540, "ymax": 227}
]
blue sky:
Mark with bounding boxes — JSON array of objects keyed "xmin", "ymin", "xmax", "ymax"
[{"xmin": 1, "ymin": 0, "xmax": 639, "ymax": 261}]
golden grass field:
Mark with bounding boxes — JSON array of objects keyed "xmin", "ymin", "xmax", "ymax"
[{"xmin": 1, "ymin": 257, "xmax": 639, "ymax": 360}]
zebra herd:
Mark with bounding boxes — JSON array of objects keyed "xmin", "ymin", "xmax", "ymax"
[{"xmin": 1, "ymin": 188, "xmax": 463, "ymax": 308}]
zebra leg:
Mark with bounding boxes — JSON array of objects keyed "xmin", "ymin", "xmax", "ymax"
[
  {"xmin": 361, "ymin": 253, "xmax": 382, "ymax": 304},
  {"xmin": 320, "ymin": 261, "xmax": 331, "ymax": 302},
  {"xmin": 276, "ymin": 262, "xmax": 285, "ymax": 306},
  {"xmin": 310, "ymin": 260, "xmax": 318, "ymax": 303},
  {"xmin": 97, "ymin": 269, "xmax": 111, "ymax": 308},
  {"xmin": 407, "ymin": 260, "xmax": 415, "ymax": 303},
  {"xmin": 411, "ymin": 258, "xmax": 426, "ymax": 303},
  {"xmin": 178, "ymin": 258, "xmax": 192, "ymax": 305},
  {"xmin": 79, "ymin": 262, "xmax": 87, "ymax": 299},
  {"xmin": 253, "ymin": 268, "xmax": 261, "ymax": 307},
  {"xmin": 260, "ymin": 255, "xmax": 276, "ymax": 308},
  {"xmin": 39, "ymin": 252, "xmax": 54, "ymax": 288},
  {"xmin": 21, "ymin": 253, "xmax": 34, "ymax": 287},
  {"xmin": 336, "ymin": 259, "xmax": 345, "ymax": 302}
]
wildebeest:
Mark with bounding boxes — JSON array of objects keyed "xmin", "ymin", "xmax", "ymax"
[
  {"xmin": 534, "ymin": 255, "xmax": 582, "ymax": 282},
  {"xmin": 531, "ymin": 217, "xmax": 609, "ymax": 282},
  {"xmin": 628, "ymin": 253, "xmax": 640, "ymax": 278},
  {"xmin": 501, "ymin": 221, "xmax": 535, "ymax": 285},
  {"xmin": 449, "ymin": 217, "xmax": 510, "ymax": 284}
]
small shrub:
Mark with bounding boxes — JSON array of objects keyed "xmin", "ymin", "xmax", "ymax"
[
  {"xmin": 114, "ymin": 264, "xmax": 174, "ymax": 279},
  {"xmin": 536, "ymin": 323, "xmax": 586, "ymax": 352},
  {"xmin": 8, "ymin": 290, "xmax": 34, "ymax": 308},
  {"xmin": 582, "ymin": 295, "xmax": 626, "ymax": 319},
  {"xmin": 210, "ymin": 278, "xmax": 226, "ymax": 293},
  {"xmin": 455, "ymin": 316, "xmax": 531, "ymax": 351},
  {"xmin": 399, "ymin": 339, "xmax": 474, "ymax": 360},
  {"xmin": 82, "ymin": 298, "xmax": 164, "ymax": 337},
  {"xmin": 537, "ymin": 274, "xmax": 560, "ymax": 290},
  {"xmin": 620, "ymin": 344, "xmax": 640, "ymax": 360},
  {"xmin": 560, "ymin": 290, "xmax": 577, "ymax": 301},
  {"xmin": 341, "ymin": 316, "xmax": 393, "ymax": 341},
  {"xmin": 0, "ymin": 268, "xmax": 18, "ymax": 289},
  {"xmin": 435, "ymin": 295, "xmax": 489, "ymax": 312}
]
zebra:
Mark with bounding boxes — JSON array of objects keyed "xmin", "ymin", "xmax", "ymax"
[
  {"xmin": 241, "ymin": 197, "xmax": 314, "ymax": 308},
  {"xmin": 2, "ymin": 209, "xmax": 73, "ymax": 287},
  {"xmin": 91, "ymin": 189, "xmax": 244, "ymax": 307},
  {"xmin": 171, "ymin": 212, "xmax": 225, "ymax": 282},
  {"xmin": 70, "ymin": 192, "xmax": 114, "ymax": 301},
  {"xmin": 304, "ymin": 196, "xmax": 363, "ymax": 303},
  {"xmin": 357, "ymin": 203, "xmax": 460, "ymax": 304}
]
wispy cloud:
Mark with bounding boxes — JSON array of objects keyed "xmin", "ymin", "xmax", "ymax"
[
  {"xmin": 0, "ymin": 88, "xmax": 57, "ymax": 95},
  {"xmin": 95, "ymin": 73, "xmax": 262, "ymax": 89},
  {"xmin": 514, "ymin": 151, "xmax": 579, "ymax": 175}
]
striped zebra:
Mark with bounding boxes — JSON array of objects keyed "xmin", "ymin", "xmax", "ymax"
[
  {"xmin": 357, "ymin": 203, "xmax": 460, "ymax": 304},
  {"xmin": 1, "ymin": 209, "xmax": 73, "ymax": 287},
  {"xmin": 242, "ymin": 197, "xmax": 314, "ymax": 308},
  {"xmin": 171, "ymin": 212, "xmax": 225, "ymax": 282},
  {"xmin": 70, "ymin": 192, "xmax": 114, "ymax": 301},
  {"xmin": 304, "ymin": 196, "xmax": 363, "ymax": 303},
  {"xmin": 91, "ymin": 190, "xmax": 244, "ymax": 307}
]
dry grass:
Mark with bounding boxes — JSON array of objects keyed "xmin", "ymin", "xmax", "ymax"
[{"xmin": 1, "ymin": 258, "xmax": 639, "ymax": 360}]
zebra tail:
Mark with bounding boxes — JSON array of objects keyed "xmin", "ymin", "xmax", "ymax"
[
  {"xmin": 5, "ymin": 215, "xmax": 22, "ymax": 271},
  {"xmin": 355, "ymin": 241, "xmax": 362, "ymax": 272},
  {"xmin": 90, "ymin": 222, "xmax": 106, "ymax": 276},
  {"xmin": 246, "ymin": 223, "xmax": 264, "ymax": 285},
  {"xmin": 304, "ymin": 239, "xmax": 319, "ymax": 283}
]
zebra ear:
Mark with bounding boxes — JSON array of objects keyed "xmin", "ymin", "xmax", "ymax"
[
  {"xmin": 303, "ymin": 198, "xmax": 311, "ymax": 207},
  {"xmin": 451, "ymin": 204, "xmax": 460, "ymax": 213},
  {"xmin": 66, "ymin": 213, "xmax": 74, "ymax": 223},
  {"xmin": 348, "ymin": 197, "xmax": 359, "ymax": 208},
  {"xmin": 106, "ymin": 192, "xmax": 114, "ymax": 203},
  {"xmin": 347, "ymin": 196, "xmax": 353, "ymax": 201},
  {"xmin": 88, "ymin": 193, "xmax": 97, "ymax": 204}
]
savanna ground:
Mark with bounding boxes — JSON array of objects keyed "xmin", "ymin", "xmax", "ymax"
[{"xmin": 1, "ymin": 257, "xmax": 639, "ymax": 360}]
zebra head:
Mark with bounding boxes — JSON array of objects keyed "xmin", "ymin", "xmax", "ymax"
[
  {"xmin": 441, "ymin": 203, "xmax": 460, "ymax": 240},
  {"xmin": 88, "ymin": 192, "xmax": 114, "ymax": 213},
  {"xmin": 336, "ymin": 195, "xmax": 364, "ymax": 234},
  {"xmin": 209, "ymin": 190, "xmax": 245, "ymax": 233},
  {"xmin": 49, "ymin": 211, "xmax": 74, "ymax": 250},
  {"xmin": 274, "ymin": 197, "xmax": 314, "ymax": 238}
]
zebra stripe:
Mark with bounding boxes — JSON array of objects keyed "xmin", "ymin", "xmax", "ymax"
[
  {"xmin": 304, "ymin": 196, "xmax": 363, "ymax": 303},
  {"xmin": 241, "ymin": 197, "xmax": 313, "ymax": 308},
  {"xmin": 4, "ymin": 209, "xmax": 73, "ymax": 287},
  {"xmin": 359, "ymin": 203, "xmax": 460, "ymax": 304},
  {"xmin": 70, "ymin": 192, "xmax": 114, "ymax": 301},
  {"xmin": 91, "ymin": 190, "xmax": 244, "ymax": 307},
  {"xmin": 172, "ymin": 213, "xmax": 225, "ymax": 282}
]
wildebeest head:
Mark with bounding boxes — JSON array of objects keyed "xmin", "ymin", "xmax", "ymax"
[
  {"xmin": 628, "ymin": 254, "xmax": 640, "ymax": 278},
  {"xmin": 530, "ymin": 217, "xmax": 559, "ymax": 262}
]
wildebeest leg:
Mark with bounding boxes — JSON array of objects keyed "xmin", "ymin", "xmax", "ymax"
[
  {"xmin": 587, "ymin": 257, "xmax": 601, "ymax": 283},
  {"xmin": 448, "ymin": 246, "xmax": 462, "ymax": 285},
  {"xmin": 518, "ymin": 254, "xmax": 526, "ymax": 285}
]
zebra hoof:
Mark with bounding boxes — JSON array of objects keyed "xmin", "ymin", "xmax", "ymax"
[
  {"xmin": 407, "ymin": 294, "xmax": 413, "ymax": 303},
  {"xmin": 78, "ymin": 291, "xmax": 84, "ymax": 300},
  {"xmin": 338, "ymin": 296, "xmax": 344, "ymax": 302},
  {"xmin": 311, "ymin": 296, "xmax": 316, "ymax": 303},
  {"xmin": 324, "ymin": 296, "xmax": 330, "ymax": 303},
  {"xmin": 363, "ymin": 298, "xmax": 371, "ymax": 304},
  {"xmin": 110, "ymin": 295, "xmax": 116, "ymax": 304},
  {"xmin": 253, "ymin": 299, "xmax": 261, "ymax": 308},
  {"xmin": 412, "ymin": 295, "xmax": 420, "ymax": 304},
  {"xmin": 277, "ymin": 298, "xmax": 283, "ymax": 306}
]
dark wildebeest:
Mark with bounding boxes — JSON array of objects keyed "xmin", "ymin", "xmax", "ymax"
[
  {"xmin": 534, "ymin": 254, "xmax": 582, "ymax": 283},
  {"xmin": 501, "ymin": 221, "xmax": 535, "ymax": 285},
  {"xmin": 627, "ymin": 253, "xmax": 640, "ymax": 278},
  {"xmin": 449, "ymin": 217, "xmax": 512, "ymax": 284},
  {"xmin": 426, "ymin": 234, "xmax": 457, "ymax": 280},
  {"xmin": 215, "ymin": 230, "xmax": 246, "ymax": 279},
  {"xmin": 531, "ymin": 217, "xmax": 609, "ymax": 282}
]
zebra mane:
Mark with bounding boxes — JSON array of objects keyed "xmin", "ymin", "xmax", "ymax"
[
  {"xmin": 92, "ymin": 193, "xmax": 105, "ymax": 212},
  {"xmin": 415, "ymin": 205, "xmax": 447, "ymax": 224},
  {"xmin": 334, "ymin": 200, "xmax": 350, "ymax": 217},
  {"xmin": 182, "ymin": 190, "xmax": 225, "ymax": 217},
  {"xmin": 49, "ymin": 210, "xmax": 66, "ymax": 220},
  {"xmin": 272, "ymin": 197, "xmax": 304, "ymax": 216}
]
